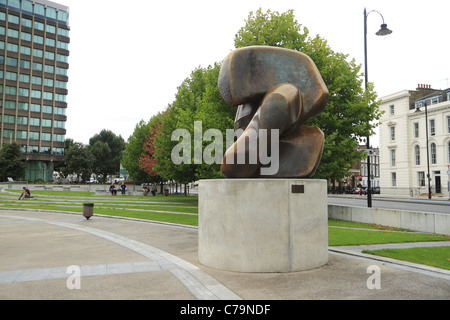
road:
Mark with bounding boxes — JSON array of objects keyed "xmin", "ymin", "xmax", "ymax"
[{"xmin": 327, "ymin": 195, "xmax": 450, "ymax": 214}]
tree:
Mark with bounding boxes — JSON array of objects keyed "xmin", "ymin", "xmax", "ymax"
[
  {"xmin": 151, "ymin": 64, "xmax": 236, "ymax": 186},
  {"xmin": 137, "ymin": 112, "xmax": 166, "ymax": 183},
  {"xmin": 122, "ymin": 120, "xmax": 154, "ymax": 184},
  {"xmin": 234, "ymin": 8, "xmax": 383, "ymax": 181},
  {"xmin": 88, "ymin": 129, "xmax": 126, "ymax": 182},
  {"xmin": 65, "ymin": 142, "xmax": 94, "ymax": 182},
  {"xmin": 0, "ymin": 142, "xmax": 26, "ymax": 181}
]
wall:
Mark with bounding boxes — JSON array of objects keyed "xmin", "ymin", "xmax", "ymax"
[{"xmin": 328, "ymin": 204, "xmax": 450, "ymax": 235}]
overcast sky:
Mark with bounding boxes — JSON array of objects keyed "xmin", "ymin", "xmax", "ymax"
[{"xmin": 59, "ymin": 0, "xmax": 450, "ymax": 147}]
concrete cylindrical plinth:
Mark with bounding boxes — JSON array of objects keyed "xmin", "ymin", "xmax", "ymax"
[{"xmin": 198, "ymin": 179, "xmax": 328, "ymax": 273}]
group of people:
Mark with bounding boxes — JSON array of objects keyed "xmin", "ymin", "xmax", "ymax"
[
  {"xmin": 17, "ymin": 183, "xmax": 159, "ymax": 199},
  {"xmin": 142, "ymin": 183, "xmax": 157, "ymax": 196},
  {"xmin": 109, "ymin": 182, "xmax": 127, "ymax": 195}
]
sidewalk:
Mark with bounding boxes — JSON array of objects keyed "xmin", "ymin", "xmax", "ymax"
[{"xmin": 0, "ymin": 209, "xmax": 449, "ymax": 300}]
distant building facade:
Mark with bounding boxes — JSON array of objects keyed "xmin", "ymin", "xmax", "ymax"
[
  {"xmin": 329, "ymin": 145, "xmax": 379, "ymax": 193},
  {"xmin": 0, "ymin": 0, "xmax": 69, "ymax": 182},
  {"xmin": 379, "ymin": 84, "xmax": 450, "ymax": 198}
]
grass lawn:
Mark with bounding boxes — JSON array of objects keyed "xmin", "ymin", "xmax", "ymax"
[
  {"xmin": 363, "ymin": 246, "xmax": 450, "ymax": 270},
  {"xmin": 328, "ymin": 227, "xmax": 449, "ymax": 246}
]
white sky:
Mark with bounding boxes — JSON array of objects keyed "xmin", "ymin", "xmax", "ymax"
[{"xmin": 59, "ymin": 0, "xmax": 450, "ymax": 147}]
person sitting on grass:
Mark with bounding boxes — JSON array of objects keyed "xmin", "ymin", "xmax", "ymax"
[{"xmin": 18, "ymin": 187, "xmax": 33, "ymax": 200}]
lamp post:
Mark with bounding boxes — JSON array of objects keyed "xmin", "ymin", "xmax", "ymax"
[
  {"xmin": 415, "ymin": 102, "xmax": 432, "ymax": 199},
  {"xmin": 364, "ymin": 8, "xmax": 392, "ymax": 208}
]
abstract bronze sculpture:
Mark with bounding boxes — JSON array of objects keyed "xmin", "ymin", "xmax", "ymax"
[{"xmin": 218, "ymin": 46, "xmax": 329, "ymax": 178}]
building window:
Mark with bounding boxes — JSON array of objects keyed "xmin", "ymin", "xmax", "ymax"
[
  {"xmin": 429, "ymin": 119, "xmax": 435, "ymax": 136},
  {"xmin": 390, "ymin": 126, "xmax": 395, "ymax": 141},
  {"xmin": 30, "ymin": 118, "xmax": 40, "ymax": 126},
  {"xmin": 7, "ymin": 29, "xmax": 19, "ymax": 39},
  {"xmin": 43, "ymin": 105, "xmax": 52, "ymax": 114},
  {"xmin": 33, "ymin": 35, "xmax": 44, "ymax": 44},
  {"xmin": 17, "ymin": 116, "xmax": 27, "ymax": 125},
  {"xmin": 390, "ymin": 105, "xmax": 395, "ymax": 115},
  {"xmin": 54, "ymin": 120, "xmax": 65, "ymax": 129},
  {"xmin": 54, "ymin": 134, "xmax": 65, "ymax": 142},
  {"xmin": 28, "ymin": 145, "xmax": 39, "ymax": 153},
  {"xmin": 430, "ymin": 143, "xmax": 436, "ymax": 164},
  {"xmin": 53, "ymin": 147, "xmax": 64, "ymax": 155},
  {"xmin": 19, "ymin": 74, "xmax": 30, "ymax": 83},
  {"xmin": 40, "ymin": 146, "xmax": 51, "ymax": 154},
  {"xmin": 7, "ymin": 14, "xmax": 19, "ymax": 25},
  {"xmin": 31, "ymin": 90, "xmax": 41, "ymax": 99},
  {"xmin": 20, "ymin": 46, "xmax": 31, "ymax": 56},
  {"xmin": 20, "ymin": 60, "xmax": 30, "ymax": 69},
  {"xmin": 21, "ymin": 32, "xmax": 32, "ymax": 42},
  {"xmin": 16, "ymin": 131, "xmax": 27, "ymax": 140},
  {"xmin": 42, "ymin": 119, "xmax": 52, "ymax": 127},
  {"xmin": 41, "ymin": 133, "xmax": 51, "ymax": 141},
  {"xmin": 29, "ymin": 132, "xmax": 40, "ymax": 140},
  {"xmin": 418, "ymin": 171, "xmax": 425, "ymax": 187},
  {"xmin": 33, "ymin": 48, "xmax": 43, "ymax": 58},
  {"xmin": 391, "ymin": 149, "xmax": 396, "ymax": 166},
  {"xmin": 21, "ymin": 17, "xmax": 32, "ymax": 28},
  {"xmin": 4, "ymin": 114, "xmax": 15, "ymax": 124},
  {"xmin": 32, "ymin": 62, "xmax": 43, "ymax": 71},
  {"xmin": 30, "ymin": 104, "xmax": 41, "ymax": 113},
  {"xmin": 415, "ymin": 145, "xmax": 420, "ymax": 165},
  {"xmin": 44, "ymin": 65, "xmax": 54, "ymax": 74},
  {"xmin": 7, "ymin": 42, "xmax": 18, "ymax": 52},
  {"xmin": 44, "ymin": 78, "xmax": 53, "ymax": 87},
  {"xmin": 6, "ymin": 57, "xmax": 18, "ymax": 67},
  {"xmin": 32, "ymin": 76, "xmax": 42, "ymax": 85},
  {"xmin": 5, "ymin": 100, "xmax": 15, "ymax": 109},
  {"xmin": 2, "ymin": 129, "xmax": 14, "ymax": 139},
  {"xmin": 391, "ymin": 172, "xmax": 397, "ymax": 187},
  {"xmin": 447, "ymin": 116, "xmax": 450, "ymax": 134},
  {"xmin": 5, "ymin": 71, "xmax": 17, "ymax": 81},
  {"xmin": 18, "ymin": 88, "xmax": 29, "ymax": 97},
  {"xmin": 18, "ymin": 102, "xmax": 28, "ymax": 111}
]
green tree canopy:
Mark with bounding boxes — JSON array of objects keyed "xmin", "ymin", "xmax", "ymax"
[
  {"xmin": 122, "ymin": 120, "xmax": 155, "ymax": 184},
  {"xmin": 89, "ymin": 129, "xmax": 126, "ymax": 182},
  {"xmin": 65, "ymin": 142, "xmax": 94, "ymax": 182},
  {"xmin": 234, "ymin": 8, "xmax": 382, "ymax": 180},
  {"xmin": 0, "ymin": 142, "xmax": 25, "ymax": 181},
  {"xmin": 152, "ymin": 64, "xmax": 236, "ymax": 184}
]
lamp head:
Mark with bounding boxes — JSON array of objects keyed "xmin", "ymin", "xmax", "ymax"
[{"xmin": 376, "ymin": 24, "xmax": 392, "ymax": 36}]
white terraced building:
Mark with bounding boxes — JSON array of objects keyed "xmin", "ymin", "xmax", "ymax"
[{"xmin": 379, "ymin": 84, "xmax": 450, "ymax": 199}]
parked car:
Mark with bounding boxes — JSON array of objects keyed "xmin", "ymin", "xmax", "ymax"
[
  {"xmin": 353, "ymin": 187, "xmax": 365, "ymax": 195},
  {"xmin": 364, "ymin": 187, "xmax": 380, "ymax": 194}
]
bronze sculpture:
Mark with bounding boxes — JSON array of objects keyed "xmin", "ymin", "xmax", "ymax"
[{"xmin": 218, "ymin": 46, "xmax": 329, "ymax": 178}]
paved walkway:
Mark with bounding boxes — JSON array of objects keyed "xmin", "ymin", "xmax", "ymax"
[{"xmin": 0, "ymin": 209, "xmax": 449, "ymax": 300}]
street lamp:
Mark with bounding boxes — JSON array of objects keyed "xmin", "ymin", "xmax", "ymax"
[
  {"xmin": 364, "ymin": 8, "xmax": 392, "ymax": 208},
  {"xmin": 414, "ymin": 102, "xmax": 432, "ymax": 199}
]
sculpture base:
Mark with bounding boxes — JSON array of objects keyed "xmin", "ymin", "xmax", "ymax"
[{"xmin": 198, "ymin": 179, "xmax": 328, "ymax": 273}]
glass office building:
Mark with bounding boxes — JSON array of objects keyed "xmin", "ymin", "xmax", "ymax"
[{"xmin": 0, "ymin": 0, "xmax": 69, "ymax": 181}]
